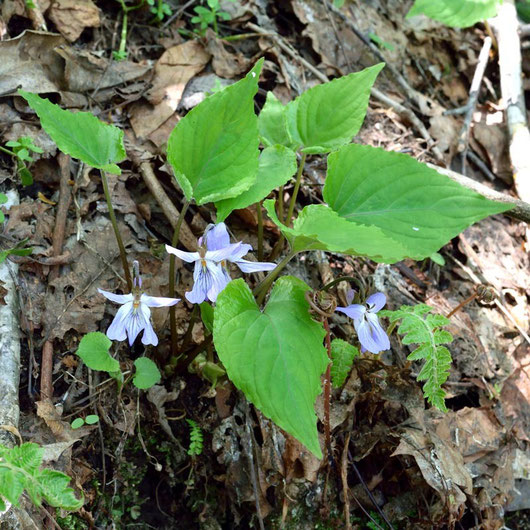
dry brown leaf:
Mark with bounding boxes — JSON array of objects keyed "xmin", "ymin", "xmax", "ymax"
[
  {"xmin": 130, "ymin": 41, "xmax": 209, "ymax": 140},
  {"xmin": 56, "ymin": 46, "xmax": 150, "ymax": 93},
  {"xmin": 146, "ymin": 385, "xmax": 180, "ymax": 442},
  {"xmin": 392, "ymin": 428, "xmax": 473, "ymax": 508},
  {"xmin": 206, "ymin": 30, "xmax": 248, "ymax": 79},
  {"xmin": 0, "ymin": 30, "xmax": 65, "ymax": 95},
  {"xmin": 47, "ymin": 0, "xmax": 100, "ymax": 43}
]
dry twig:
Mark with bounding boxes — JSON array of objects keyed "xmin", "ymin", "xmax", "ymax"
[
  {"xmin": 491, "ymin": 0, "xmax": 530, "ymax": 202},
  {"xmin": 137, "ymin": 162, "xmax": 197, "ymax": 251},
  {"xmin": 457, "ymin": 37, "xmax": 492, "ymax": 175}
]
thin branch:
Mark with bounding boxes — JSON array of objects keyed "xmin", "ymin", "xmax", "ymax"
[{"xmin": 137, "ymin": 161, "xmax": 197, "ymax": 251}]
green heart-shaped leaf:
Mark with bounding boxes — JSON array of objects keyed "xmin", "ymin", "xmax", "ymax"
[{"xmin": 214, "ymin": 277, "xmax": 328, "ymax": 458}]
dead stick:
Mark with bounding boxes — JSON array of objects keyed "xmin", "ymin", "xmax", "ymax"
[
  {"xmin": 41, "ymin": 154, "xmax": 71, "ymax": 401},
  {"xmin": 137, "ymin": 162, "xmax": 197, "ymax": 251},
  {"xmin": 247, "ymin": 22, "xmax": 445, "ymax": 163},
  {"xmin": 49, "ymin": 154, "xmax": 72, "ymax": 282},
  {"xmin": 491, "ymin": 0, "xmax": 530, "ymax": 202},
  {"xmin": 457, "ymin": 36, "xmax": 492, "ymax": 175},
  {"xmin": 323, "ymin": 0, "xmax": 444, "ymax": 117}
]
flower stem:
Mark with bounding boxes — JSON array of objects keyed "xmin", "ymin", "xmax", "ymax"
[
  {"xmin": 277, "ymin": 185, "xmax": 284, "ymax": 221},
  {"xmin": 322, "ymin": 318, "xmax": 333, "ymax": 463},
  {"xmin": 256, "ymin": 200, "xmax": 264, "ymax": 262},
  {"xmin": 100, "ymin": 170, "xmax": 132, "ymax": 290},
  {"xmin": 169, "ymin": 200, "xmax": 191, "ymax": 355},
  {"xmin": 254, "ymin": 250, "xmax": 297, "ymax": 305},
  {"xmin": 285, "ymin": 152, "xmax": 307, "ymax": 227}
]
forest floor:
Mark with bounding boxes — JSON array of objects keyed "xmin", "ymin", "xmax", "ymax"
[{"xmin": 1, "ymin": 0, "xmax": 530, "ymax": 529}]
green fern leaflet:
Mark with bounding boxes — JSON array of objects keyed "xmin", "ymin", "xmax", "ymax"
[
  {"xmin": 0, "ymin": 443, "xmax": 82, "ymax": 512},
  {"xmin": 380, "ymin": 304, "xmax": 453, "ymax": 412}
]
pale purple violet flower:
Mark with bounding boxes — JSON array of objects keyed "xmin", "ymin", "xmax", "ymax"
[
  {"xmin": 165, "ymin": 240, "xmax": 245, "ymax": 304},
  {"xmin": 336, "ymin": 292, "xmax": 390, "ymax": 354},
  {"xmin": 98, "ymin": 261, "xmax": 180, "ymax": 347},
  {"xmin": 205, "ymin": 222, "xmax": 276, "ymax": 282}
]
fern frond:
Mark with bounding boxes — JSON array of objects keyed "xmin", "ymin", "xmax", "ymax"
[
  {"xmin": 186, "ymin": 420, "xmax": 204, "ymax": 456},
  {"xmin": 381, "ymin": 305, "xmax": 453, "ymax": 412},
  {"xmin": 0, "ymin": 443, "xmax": 82, "ymax": 511},
  {"xmin": 330, "ymin": 339, "xmax": 359, "ymax": 388}
]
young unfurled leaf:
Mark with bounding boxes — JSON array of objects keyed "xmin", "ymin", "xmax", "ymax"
[
  {"xmin": 258, "ymin": 92, "xmax": 295, "ymax": 148},
  {"xmin": 291, "ymin": 63, "xmax": 384, "ymax": 154},
  {"xmin": 0, "ymin": 443, "xmax": 82, "ymax": 511},
  {"xmin": 167, "ymin": 60, "xmax": 262, "ymax": 204},
  {"xmin": 406, "ymin": 0, "xmax": 501, "ymax": 28},
  {"xmin": 76, "ymin": 332, "xmax": 120, "ymax": 373},
  {"xmin": 133, "ymin": 357, "xmax": 161, "ymax": 389},
  {"xmin": 263, "ymin": 200, "xmax": 409, "ymax": 263},
  {"xmin": 215, "ymin": 145, "xmax": 297, "ymax": 222},
  {"xmin": 213, "ymin": 277, "xmax": 329, "ymax": 458},
  {"xmin": 330, "ymin": 339, "xmax": 359, "ymax": 388},
  {"xmin": 381, "ymin": 305, "xmax": 453, "ymax": 412},
  {"xmin": 18, "ymin": 91, "xmax": 126, "ymax": 174},
  {"xmin": 323, "ymin": 144, "xmax": 513, "ymax": 261}
]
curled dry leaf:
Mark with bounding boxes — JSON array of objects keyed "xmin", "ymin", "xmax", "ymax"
[{"xmin": 47, "ymin": 0, "xmax": 100, "ymax": 43}]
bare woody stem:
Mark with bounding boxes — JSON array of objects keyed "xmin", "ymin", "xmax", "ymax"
[
  {"xmin": 253, "ymin": 250, "xmax": 297, "ymax": 305},
  {"xmin": 100, "ymin": 170, "xmax": 132, "ymax": 290},
  {"xmin": 285, "ymin": 152, "xmax": 307, "ymax": 227},
  {"xmin": 169, "ymin": 200, "xmax": 191, "ymax": 355}
]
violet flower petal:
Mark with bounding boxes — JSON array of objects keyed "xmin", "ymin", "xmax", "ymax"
[
  {"xmin": 165, "ymin": 245, "xmax": 201, "ymax": 263},
  {"xmin": 126, "ymin": 309, "xmax": 148, "ymax": 347},
  {"xmin": 98, "ymin": 289, "xmax": 133, "ymax": 305},
  {"xmin": 235, "ymin": 259, "xmax": 276, "ymax": 273},
  {"xmin": 140, "ymin": 294, "xmax": 180, "ymax": 308},
  {"xmin": 205, "ymin": 260, "xmax": 230, "ymax": 302},
  {"xmin": 139, "ymin": 303, "xmax": 158, "ymax": 346},
  {"xmin": 336, "ymin": 304, "xmax": 366, "ymax": 320},
  {"xmin": 106, "ymin": 301, "xmax": 133, "ymax": 342},
  {"xmin": 366, "ymin": 292, "xmax": 386, "ymax": 313},
  {"xmin": 205, "ymin": 242, "xmax": 246, "ymax": 263},
  {"xmin": 185, "ymin": 261, "xmax": 210, "ymax": 304},
  {"xmin": 206, "ymin": 223, "xmax": 231, "ymax": 250},
  {"xmin": 355, "ymin": 313, "xmax": 390, "ymax": 354}
]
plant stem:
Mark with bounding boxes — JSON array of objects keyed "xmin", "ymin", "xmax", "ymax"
[
  {"xmin": 256, "ymin": 201, "xmax": 264, "ymax": 261},
  {"xmin": 322, "ymin": 318, "xmax": 333, "ymax": 463},
  {"xmin": 277, "ymin": 185, "xmax": 284, "ymax": 221},
  {"xmin": 169, "ymin": 200, "xmax": 191, "ymax": 355},
  {"xmin": 100, "ymin": 170, "xmax": 132, "ymax": 290},
  {"xmin": 0, "ymin": 146, "xmax": 15, "ymax": 157},
  {"xmin": 446, "ymin": 292, "xmax": 477, "ymax": 318},
  {"xmin": 254, "ymin": 250, "xmax": 297, "ymax": 305},
  {"xmin": 285, "ymin": 152, "xmax": 307, "ymax": 227},
  {"xmin": 118, "ymin": 9, "xmax": 128, "ymax": 57},
  {"xmin": 179, "ymin": 304, "xmax": 199, "ymax": 353}
]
